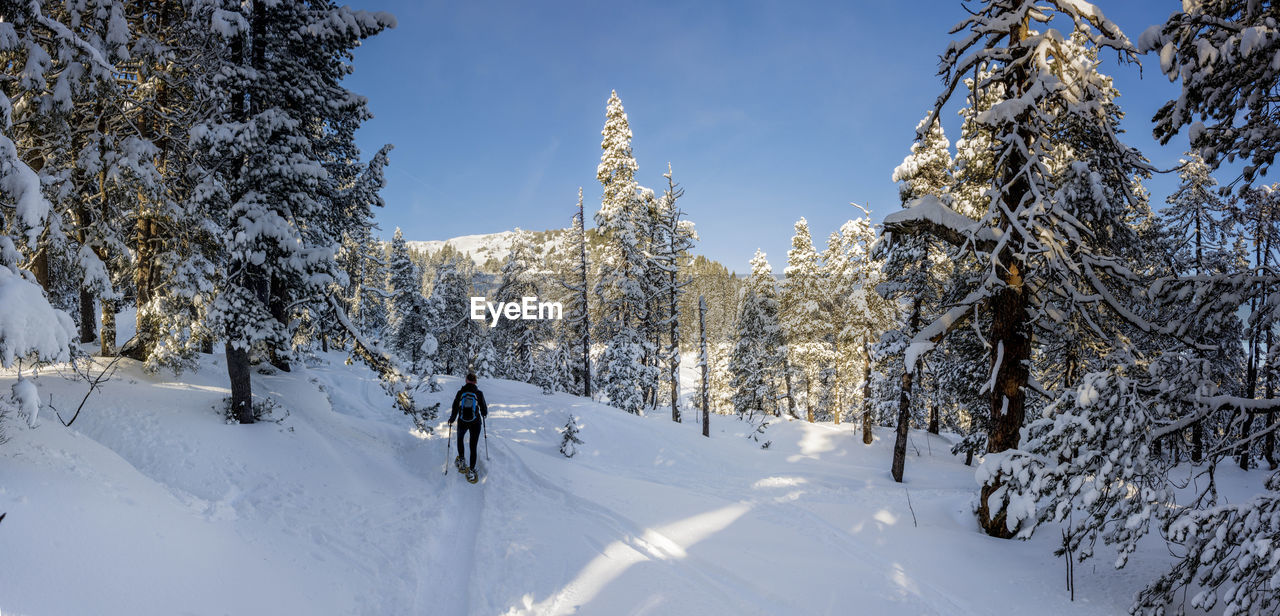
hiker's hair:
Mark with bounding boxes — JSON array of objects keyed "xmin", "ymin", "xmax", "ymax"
[{"xmin": 466, "ymin": 373, "xmax": 477, "ymax": 383}]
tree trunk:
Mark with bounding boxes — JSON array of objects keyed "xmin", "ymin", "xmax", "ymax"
[
  {"xmin": 100, "ymin": 299, "xmax": 117, "ymax": 356},
  {"xmin": 227, "ymin": 343, "xmax": 254, "ymax": 424},
  {"xmin": 79, "ymin": 288, "xmax": 96, "ymax": 344},
  {"xmin": 833, "ymin": 365, "xmax": 842, "ymax": 426},
  {"xmin": 891, "ymin": 300, "xmax": 921, "ymax": 483},
  {"xmin": 782, "ymin": 358, "xmax": 795, "ymax": 418},
  {"xmin": 699, "ymin": 296, "xmax": 710, "ymax": 438},
  {"xmin": 891, "ymin": 366, "xmax": 913, "ymax": 483},
  {"xmin": 806, "ymin": 369, "xmax": 815, "ymax": 423},
  {"xmin": 128, "ymin": 212, "xmax": 158, "ymax": 361},
  {"xmin": 862, "ymin": 344, "xmax": 873, "ymax": 445},
  {"xmin": 927, "ymin": 390, "xmax": 939, "ymax": 434},
  {"xmin": 1266, "ymin": 326, "xmax": 1277, "ymax": 470}
]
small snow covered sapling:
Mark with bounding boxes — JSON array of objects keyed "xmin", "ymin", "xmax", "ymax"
[
  {"xmin": 12, "ymin": 377, "xmax": 40, "ymax": 428},
  {"xmin": 559, "ymin": 414, "xmax": 583, "ymax": 458}
]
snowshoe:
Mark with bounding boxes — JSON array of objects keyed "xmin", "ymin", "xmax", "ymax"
[
  {"xmin": 465, "ymin": 467, "xmax": 478, "ymax": 484},
  {"xmin": 454, "ymin": 455, "xmax": 466, "ymax": 473}
]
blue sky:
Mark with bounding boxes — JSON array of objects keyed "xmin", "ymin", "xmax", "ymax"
[{"xmin": 344, "ymin": 0, "xmax": 1192, "ymax": 273}]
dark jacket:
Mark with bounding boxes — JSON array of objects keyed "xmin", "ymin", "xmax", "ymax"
[{"xmin": 449, "ymin": 383, "xmax": 488, "ymax": 424}]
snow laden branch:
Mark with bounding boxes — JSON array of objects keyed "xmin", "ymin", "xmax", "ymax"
[
  {"xmin": 883, "ymin": 195, "xmax": 999, "ymax": 252},
  {"xmin": 326, "ymin": 295, "xmax": 432, "ymax": 429}
]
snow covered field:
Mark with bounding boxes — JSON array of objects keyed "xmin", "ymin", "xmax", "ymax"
[{"xmin": 0, "ymin": 352, "xmax": 1250, "ymax": 615}]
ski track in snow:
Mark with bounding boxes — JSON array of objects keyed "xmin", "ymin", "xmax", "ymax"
[{"xmin": 0, "ymin": 352, "xmax": 1214, "ymax": 616}]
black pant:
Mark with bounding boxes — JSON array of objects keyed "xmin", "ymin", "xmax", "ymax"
[{"xmin": 456, "ymin": 420, "xmax": 481, "ymax": 469}]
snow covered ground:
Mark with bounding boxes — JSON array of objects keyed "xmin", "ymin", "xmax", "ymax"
[{"xmin": 0, "ymin": 351, "xmax": 1252, "ymax": 615}]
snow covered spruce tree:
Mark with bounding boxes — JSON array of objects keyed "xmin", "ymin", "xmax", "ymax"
[
  {"xmin": 384, "ymin": 228, "xmax": 430, "ymax": 372},
  {"xmin": 558, "ymin": 188, "xmax": 593, "ymax": 397},
  {"xmin": 0, "ymin": 1, "xmax": 87, "ymax": 415},
  {"xmin": 781, "ymin": 217, "xmax": 832, "ymax": 423},
  {"xmin": 879, "ymin": 114, "xmax": 951, "ymax": 483},
  {"xmin": 594, "ymin": 91, "xmax": 654, "ymax": 414},
  {"xmin": 492, "ymin": 229, "xmax": 545, "ymax": 383},
  {"xmin": 730, "ymin": 250, "xmax": 784, "ymax": 419},
  {"xmin": 823, "ymin": 212, "xmax": 894, "ymax": 439},
  {"xmin": 191, "ymin": 1, "xmax": 393, "ymax": 423},
  {"xmin": 424, "ymin": 256, "xmax": 476, "ymax": 376},
  {"xmin": 882, "ymin": 0, "xmax": 1157, "ymax": 535}
]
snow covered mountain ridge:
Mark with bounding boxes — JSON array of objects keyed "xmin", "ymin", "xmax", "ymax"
[{"xmin": 403, "ymin": 229, "xmax": 568, "ymax": 267}]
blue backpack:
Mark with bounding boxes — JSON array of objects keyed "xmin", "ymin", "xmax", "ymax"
[{"xmin": 459, "ymin": 391, "xmax": 480, "ymax": 423}]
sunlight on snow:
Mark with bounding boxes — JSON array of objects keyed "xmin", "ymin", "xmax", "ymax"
[
  {"xmin": 152, "ymin": 382, "xmax": 229, "ymax": 394},
  {"xmin": 788, "ymin": 427, "xmax": 836, "ymax": 462},
  {"xmin": 518, "ymin": 502, "xmax": 752, "ymax": 615},
  {"xmin": 874, "ymin": 509, "xmax": 898, "ymax": 526},
  {"xmin": 751, "ymin": 476, "xmax": 809, "ymax": 489}
]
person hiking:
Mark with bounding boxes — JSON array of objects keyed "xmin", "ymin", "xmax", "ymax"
[{"xmin": 448, "ymin": 373, "xmax": 488, "ymax": 483}]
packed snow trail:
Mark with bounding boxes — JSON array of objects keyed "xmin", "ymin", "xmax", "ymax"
[{"xmin": 0, "ymin": 352, "xmax": 1226, "ymax": 615}]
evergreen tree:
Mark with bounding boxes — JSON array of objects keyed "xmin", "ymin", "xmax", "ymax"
[
  {"xmin": 492, "ymin": 229, "xmax": 543, "ymax": 383},
  {"xmin": 883, "ymin": 0, "xmax": 1155, "ymax": 534},
  {"xmin": 881, "ymin": 114, "xmax": 951, "ymax": 483},
  {"xmin": 781, "ymin": 217, "xmax": 832, "ymax": 423},
  {"xmin": 730, "ymin": 250, "xmax": 784, "ymax": 419},
  {"xmin": 385, "ymin": 228, "xmax": 430, "ymax": 372},
  {"xmin": 594, "ymin": 91, "xmax": 652, "ymax": 414},
  {"xmin": 559, "ymin": 188, "xmax": 593, "ymax": 397},
  {"xmin": 424, "ymin": 257, "xmax": 475, "ymax": 376}
]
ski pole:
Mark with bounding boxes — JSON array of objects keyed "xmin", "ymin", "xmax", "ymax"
[
  {"xmin": 443, "ymin": 421, "xmax": 452, "ymax": 475},
  {"xmin": 482, "ymin": 413, "xmax": 490, "ymax": 462}
]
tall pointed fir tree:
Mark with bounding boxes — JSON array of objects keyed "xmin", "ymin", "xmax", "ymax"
[
  {"xmin": 782, "ymin": 217, "xmax": 832, "ymax": 423},
  {"xmin": 559, "ymin": 188, "xmax": 593, "ymax": 397},
  {"xmin": 385, "ymin": 228, "xmax": 430, "ymax": 372},
  {"xmin": 594, "ymin": 91, "xmax": 652, "ymax": 414},
  {"xmin": 730, "ymin": 250, "xmax": 784, "ymax": 419},
  {"xmin": 424, "ymin": 255, "xmax": 475, "ymax": 376},
  {"xmin": 823, "ymin": 211, "xmax": 894, "ymax": 435},
  {"xmin": 492, "ymin": 229, "xmax": 544, "ymax": 383}
]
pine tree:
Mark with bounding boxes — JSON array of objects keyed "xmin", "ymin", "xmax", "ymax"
[
  {"xmin": 883, "ymin": 0, "xmax": 1155, "ymax": 535},
  {"xmin": 385, "ymin": 228, "xmax": 430, "ymax": 372},
  {"xmin": 559, "ymin": 188, "xmax": 593, "ymax": 397},
  {"xmin": 781, "ymin": 217, "xmax": 832, "ymax": 423},
  {"xmin": 881, "ymin": 114, "xmax": 952, "ymax": 483},
  {"xmin": 730, "ymin": 250, "xmax": 784, "ymax": 419},
  {"xmin": 594, "ymin": 91, "xmax": 652, "ymax": 414},
  {"xmin": 492, "ymin": 229, "xmax": 543, "ymax": 383},
  {"xmin": 424, "ymin": 257, "xmax": 475, "ymax": 376},
  {"xmin": 559, "ymin": 414, "xmax": 584, "ymax": 458},
  {"xmin": 192, "ymin": 0, "xmax": 393, "ymax": 422}
]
